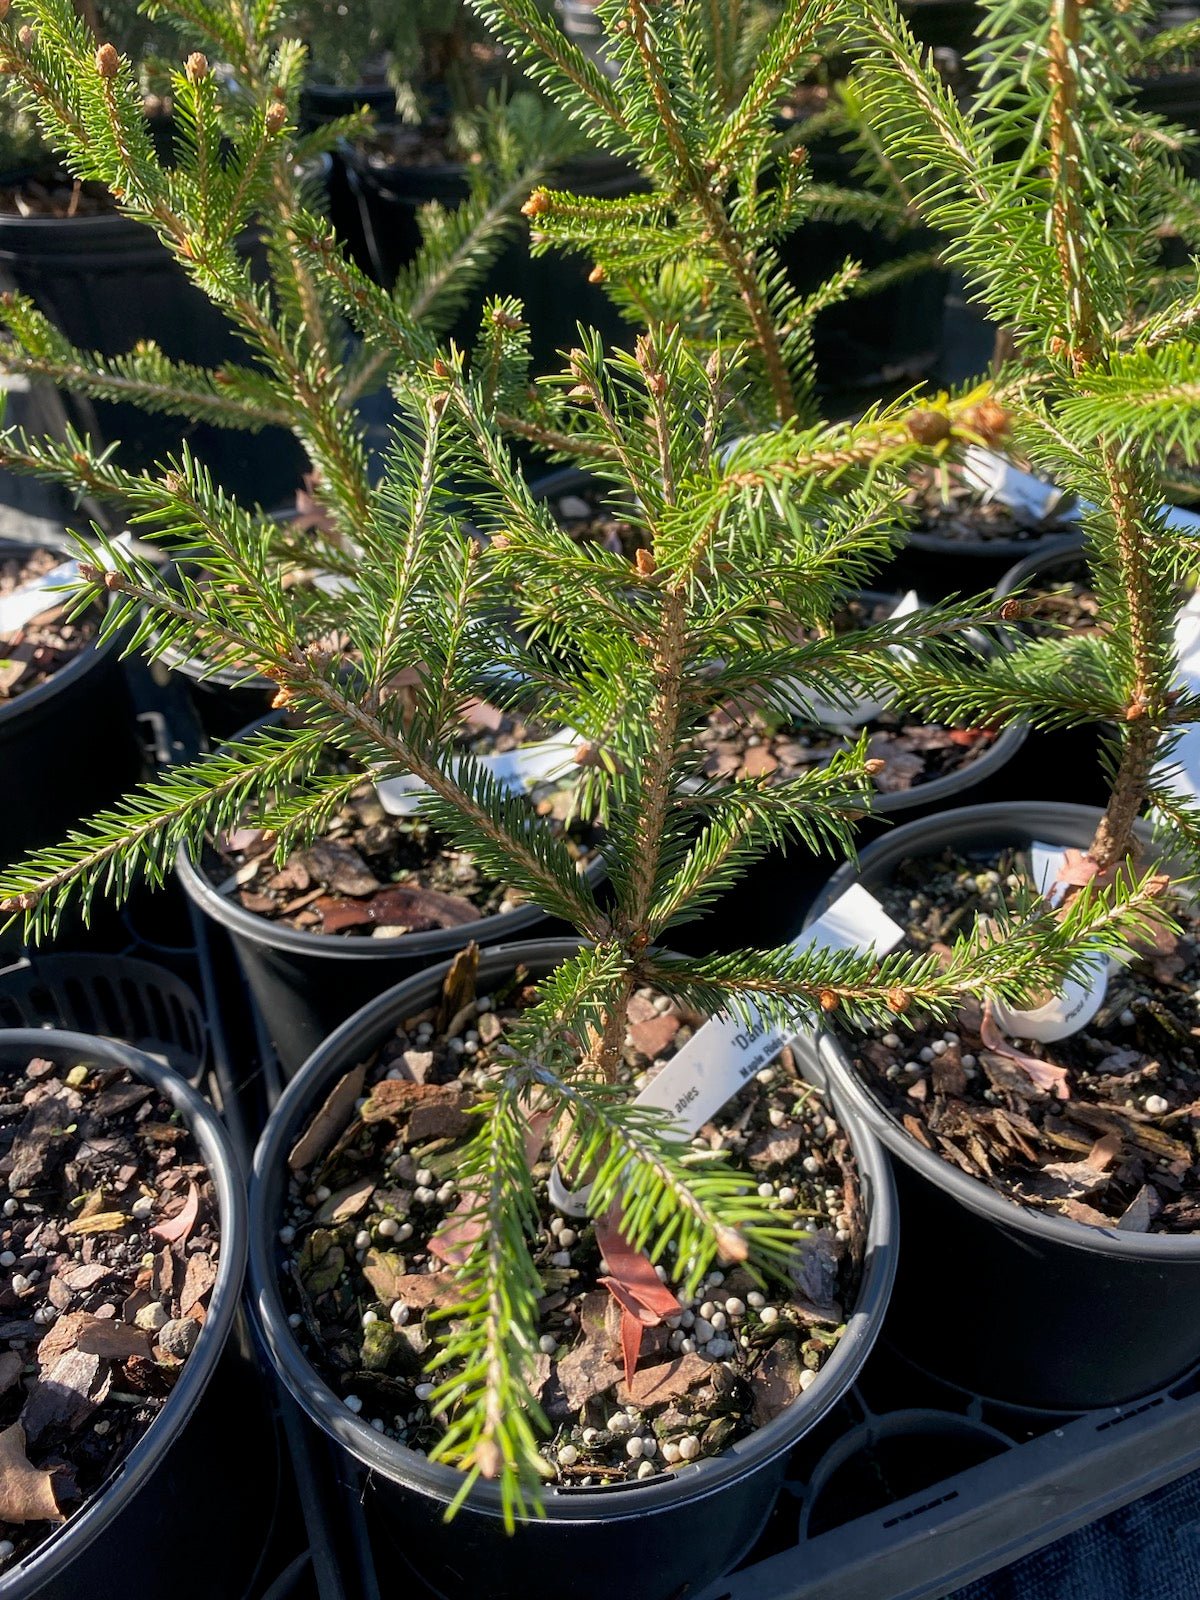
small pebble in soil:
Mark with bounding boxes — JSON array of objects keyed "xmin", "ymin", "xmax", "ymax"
[
  {"xmin": 662, "ymin": 1440, "xmax": 682, "ymax": 1463},
  {"xmin": 3, "ymin": 1199, "xmax": 18, "ymax": 1216},
  {"xmin": 799, "ymin": 1370, "xmax": 818, "ymax": 1391},
  {"xmin": 0, "ymin": 1251, "xmax": 13, "ymax": 1268},
  {"xmin": 1146, "ymin": 1095, "xmax": 1170, "ymax": 1115},
  {"xmin": 279, "ymin": 1226, "xmax": 296, "ymax": 1245},
  {"xmin": 131, "ymin": 1196, "xmax": 154, "ymax": 1220},
  {"xmin": 378, "ymin": 1218, "xmax": 399, "ymax": 1237},
  {"xmin": 0, "ymin": 1542, "xmax": 13, "ymax": 1562},
  {"xmin": 345, "ymin": 1395, "xmax": 363, "ymax": 1413},
  {"xmin": 626, "ymin": 1437, "xmax": 645, "ymax": 1459},
  {"xmin": 725, "ymin": 1298, "xmax": 746, "ymax": 1318},
  {"xmin": 288, "ymin": 1313, "xmax": 303, "ymax": 1329},
  {"xmin": 362, "ymin": 1311, "xmax": 379, "ymax": 1327},
  {"xmin": 539, "ymin": 1334, "xmax": 558, "ymax": 1355},
  {"xmin": 415, "ymin": 1383, "xmax": 436, "ymax": 1402},
  {"xmin": 747, "ymin": 1291, "xmax": 765, "ymax": 1308},
  {"xmin": 390, "ymin": 1301, "xmax": 409, "ymax": 1326},
  {"xmin": 759, "ymin": 1306, "xmax": 779, "ymax": 1325},
  {"xmin": 637, "ymin": 1460, "xmax": 656, "ymax": 1479},
  {"xmin": 159, "ymin": 1318, "xmax": 201, "ymax": 1359},
  {"xmin": 1119, "ymin": 1009, "xmax": 1136, "ymax": 1027},
  {"xmin": 135, "ymin": 1302, "xmax": 169, "ymax": 1332},
  {"xmin": 558, "ymin": 1445, "xmax": 579, "ymax": 1467},
  {"xmin": 678, "ymin": 1436, "xmax": 701, "ymax": 1461}
]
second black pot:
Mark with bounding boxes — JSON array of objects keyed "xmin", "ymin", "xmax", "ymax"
[
  {"xmin": 0, "ymin": 537, "xmax": 145, "ymax": 884},
  {"xmin": 805, "ymin": 800, "xmax": 1200, "ymax": 1410},
  {"xmin": 175, "ymin": 713, "xmax": 609, "ymax": 1075},
  {"xmin": 248, "ymin": 939, "xmax": 899, "ymax": 1600},
  {"xmin": 0, "ymin": 1030, "xmax": 277, "ymax": 1600},
  {"xmin": 990, "ymin": 539, "xmax": 1109, "ymax": 810}
]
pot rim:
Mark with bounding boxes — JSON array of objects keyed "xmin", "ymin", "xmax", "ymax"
[
  {"xmin": 0, "ymin": 1029, "xmax": 247, "ymax": 1599},
  {"xmin": 0, "ymin": 537, "xmax": 119, "ymax": 733},
  {"xmin": 805, "ymin": 799, "xmax": 1200, "ymax": 1262},
  {"xmin": 247, "ymin": 937, "xmax": 899, "ymax": 1525},
  {"xmin": 993, "ymin": 536, "xmax": 1087, "ymax": 600}
]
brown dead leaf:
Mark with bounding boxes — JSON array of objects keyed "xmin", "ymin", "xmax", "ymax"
[
  {"xmin": 297, "ymin": 839, "xmax": 380, "ymax": 897},
  {"xmin": 627, "ymin": 1013, "xmax": 681, "ymax": 1060},
  {"xmin": 0, "ymin": 1421, "xmax": 62, "ymax": 1524},
  {"xmin": 288, "ymin": 1064, "xmax": 367, "ymax": 1173},
  {"xmin": 361, "ymin": 1254, "xmax": 459, "ymax": 1312},
  {"xmin": 151, "ymin": 1181, "xmax": 199, "ymax": 1245},
  {"xmin": 319, "ymin": 884, "xmax": 480, "ymax": 935}
]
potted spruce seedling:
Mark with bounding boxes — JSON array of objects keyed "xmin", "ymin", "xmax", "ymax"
[
  {"xmin": 0, "ymin": 2, "xmax": 1165, "ymax": 1587},
  {"xmin": 0, "ymin": 0, "xmax": 564, "ymax": 1056},
  {"xmin": 0, "ymin": 1028, "xmax": 268, "ymax": 1600},
  {"xmin": 472, "ymin": 0, "xmax": 1021, "ymax": 944},
  {"xmin": 804, "ymin": 0, "xmax": 1200, "ymax": 1410},
  {"xmin": 0, "ymin": 0, "xmax": 313, "ymax": 501},
  {"xmin": 827, "ymin": 0, "xmax": 1200, "ymax": 595},
  {"xmin": 295, "ymin": 0, "xmax": 634, "ymax": 372},
  {"xmin": 0, "ymin": 318, "xmax": 1161, "ymax": 1597}
]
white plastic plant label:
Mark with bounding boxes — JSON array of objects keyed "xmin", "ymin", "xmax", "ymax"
[
  {"xmin": 0, "ymin": 557, "xmax": 81, "ymax": 634},
  {"xmin": 785, "ymin": 590, "xmax": 922, "ymax": 731},
  {"xmin": 990, "ymin": 956, "xmax": 1108, "ymax": 1043},
  {"xmin": 375, "ymin": 729, "xmax": 583, "ymax": 817},
  {"xmin": 964, "ymin": 444, "xmax": 1200, "ymax": 537},
  {"xmin": 549, "ymin": 885, "xmax": 905, "ymax": 1217},
  {"xmin": 961, "ymin": 446, "xmax": 1066, "ymax": 524},
  {"xmin": 992, "ymin": 841, "xmax": 1108, "ymax": 1040},
  {"xmin": 1158, "ymin": 591, "xmax": 1200, "ymax": 804}
]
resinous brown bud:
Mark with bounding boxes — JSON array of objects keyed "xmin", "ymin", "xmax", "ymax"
[
  {"xmin": 185, "ymin": 51, "xmax": 208, "ymax": 82},
  {"xmin": 95, "ymin": 42, "xmax": 120, "ymax": 78},
  {"xmin": 265, "ymin": 101, "xmax": 288, "ymax": 133},
  {"xmin": 906, "ymin": 409, "xmax": 951, "ymax": 446}
]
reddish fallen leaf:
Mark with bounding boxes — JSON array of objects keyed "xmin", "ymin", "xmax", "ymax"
[
  {"xmin": 981, "ymin": 1002, "xmax": 1070, "ymax": 1100},
  {"xmin": 947, "ymin": 727, "xmax": 989, "ymax": 747},
  {"xmin": 151, "ymin": 1181, "xmax": 199, "ymax": 1244},
  {"xmin": 594, "ymin": 1213, "xmax": 682, "ymax": 1385},
  {"xmin": 319, "ymin": 884, "xmax": 480, "ymax": 935},
  {"xmin": 0, "ymin": 1422, "xmax": 61, "ymax": 1524}
]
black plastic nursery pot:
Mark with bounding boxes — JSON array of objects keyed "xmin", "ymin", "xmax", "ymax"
[
  {"xmin": 0, "ymin": 1029, "xmax": 276, "ymax": 1600},
  {"xmin": 0, "ymin": 538, "xmax": 145, "ymax": 876},
  {"xmin": 990, "ymin": 539, "xmax": 1110, "ymax": 811},
  {"xmin": 248, "ymin": 939, "xmax": 899, "ymax": 1600},
  {"xmin": 0, "ymin": 181, "xmax": 306, "ymax": 510},
  {"xmin": 175, "ymin": 713, "xmax": 609, "ymax": 1077},
  {"xmin": 804, "ymin": 800, "xmax": 1200, "ymax": 1411},
  {"xmin": 339, "ymin": 144, "xmax": 639, "ymax": 373}
]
